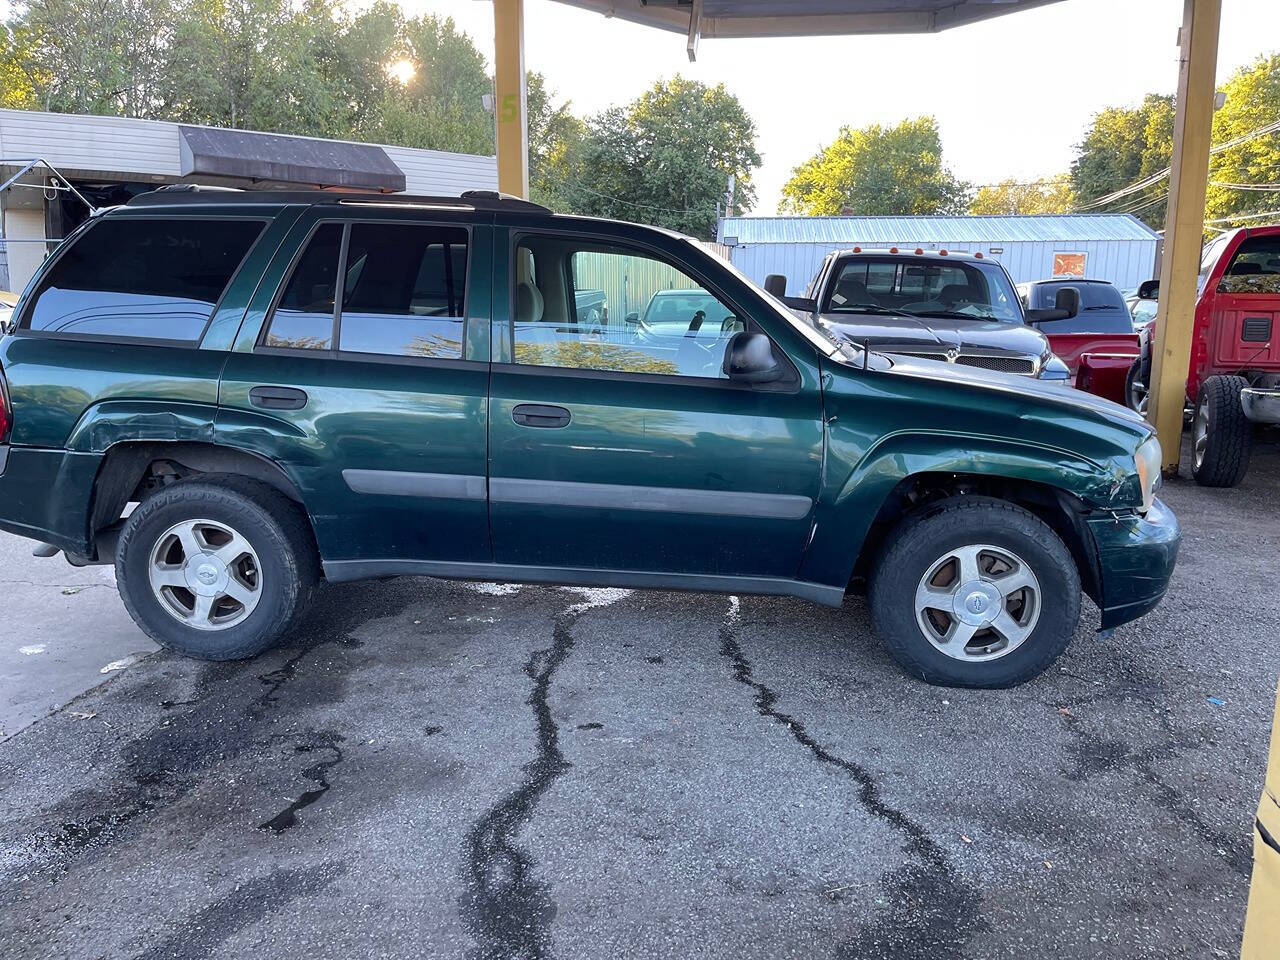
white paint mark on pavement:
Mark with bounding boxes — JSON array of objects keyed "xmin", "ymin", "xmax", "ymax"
[
  {"xmin": 467, "ymin": 582, "xmax": 521, "ymax": 596},
  {"xmin": 100, "ymin": 653, "xmax": 147, "ymax": 674},
  {"xmin": 562, "ymin": 587, "xmax": 632, "ymax": 614},
  {"xmin": 19, "ymin": 644, "xmax": 46, "ymax": 655}
]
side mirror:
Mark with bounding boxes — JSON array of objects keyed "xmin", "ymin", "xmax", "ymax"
[
  {"xmin": 782, "ymin": 295, "xmax": 819, "ymax": 312},
  {"xmin": 723, "ymin": 331, "xmax": 783, "ymax": 384},
  {"xmin": 764, "ymin": 274, "xmax": 787, "ymax": 298},
  {"xmin": 1137, "ymin": 279, "xmax": 1159, "ymax": 300},
  {"xmin": 1025, "ymin": 286, "xmax": 1080, "ymax": 323},
  {"xmin": 625, "ymin": 311, "xmax": 639, "ymax": 325}
]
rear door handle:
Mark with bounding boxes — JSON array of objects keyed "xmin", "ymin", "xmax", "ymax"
[
  {"xmin": 249, "ymin": 385, "xmax": 308, "ymax": 410},
  {"xmin": 512, "ymin": 403, "xmax": 571, "ymax": 428}
]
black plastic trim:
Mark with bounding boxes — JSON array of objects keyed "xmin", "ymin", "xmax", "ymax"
[
  {"xmin": 321, "ymin": 558, "xmax": 845, "ymax": 607},
  {"xmin": 341, "ymin": 469, "xmax": 485, "ymax": 500},
  {"xmin": 489, "ymin": 477, "xmax": 814, "ymax": 520}
]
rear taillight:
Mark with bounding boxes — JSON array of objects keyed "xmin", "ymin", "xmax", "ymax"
[{"xmin": 0, "ymin": 366, "xmax": 11, "ymax": 443}]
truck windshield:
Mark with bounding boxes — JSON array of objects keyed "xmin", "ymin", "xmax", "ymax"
[{"xmin": 824, "ymin": 256, "xmax": 1023, "ymax": 323}]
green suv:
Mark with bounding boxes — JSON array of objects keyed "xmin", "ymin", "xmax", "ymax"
[{"xmin": 0, "ymin": 187, "xmax": 1179, "ymax": 687}]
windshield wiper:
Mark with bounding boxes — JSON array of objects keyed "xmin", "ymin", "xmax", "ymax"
[{"xmin": 826, "ymin": 302, "xmax": 924, "ymax": 321}]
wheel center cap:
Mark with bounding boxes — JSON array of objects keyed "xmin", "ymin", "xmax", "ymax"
[
  {"xmin": 183, "ymin": 553, "xmax": 228, "ymax": 596},
  {"xmin": 952, "ymin": 580, "xmax": 1002, "ymax": 627}
]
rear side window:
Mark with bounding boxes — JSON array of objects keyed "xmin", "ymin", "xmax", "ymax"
[
  {"xmin": 1219, "ymin": 235, "xmax": 1280, "ymax": 294},
  {"xmin": 262, "ymin": 221, "xmax": 468, "ymax": 359},
  {"xmin": 24, "ymin": 218, "xmax": 264, "ymax": 342}
]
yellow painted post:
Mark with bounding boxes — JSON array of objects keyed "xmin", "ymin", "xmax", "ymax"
[
  {"xmin": 1147, "ymin": 0, "xmax": 1221, "ymax": 472},
  {"xmin": 492, "ymin": 0, "xmax": 529, "ymax": 199}
]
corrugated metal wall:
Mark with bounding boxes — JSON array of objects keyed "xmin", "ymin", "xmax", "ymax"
[
  {"xmin": 574, "ymin": 250, "xmax": 701, "ymax": 321},
  {"xmin": 730, "ymin": 237, "xmax": 1159, "ymax": 298}
]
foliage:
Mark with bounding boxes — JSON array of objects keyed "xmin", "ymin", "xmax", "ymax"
[
  {"xmin": 1070, "ymin": 94, "xmax": 1173, "ymax": 229},
  {"xmin": 1205, "ymin": 54, "xmax": 1280, "ymax": 228},
  {"xmin": 779, "ymin": 116, "xmax": 970, "ymax": 216},
  {"xmin": 0, "ymin": 24, "xmax": 37, "ymax": 108},
  {"xmin": 564, "ymin": 76, "xmax": 761, "ymax": 238},
  {"xmin": 970, "ymin": 174, "xmax": 1074, "ymax": 215},
  {"xmin": 526, "ymin": 71, "xmax": 584, "ymax": 211}
]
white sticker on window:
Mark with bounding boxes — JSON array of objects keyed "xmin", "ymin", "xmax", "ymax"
[{"xmin": 831, "ymin": 293, "xmax": 847, "ymax": 305}]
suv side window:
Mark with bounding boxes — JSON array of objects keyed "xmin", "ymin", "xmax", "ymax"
[
  {"xmin": 511, "ymin": 236, "xmax": 744, "ymax": 379},
  {"xmin": 262, "ymin": 221, "xmax": 468, "ymax": 358},
  {"xmin": 23, "ymin": 217, "xmax": 264, "ymax": 342}
]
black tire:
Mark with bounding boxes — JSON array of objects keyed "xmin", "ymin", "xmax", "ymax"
[
  {"xmin": 1124, "ymin": 357, "xmax": 1146, "ymax": 414},
  {"xmin": 115, "ymin": 475, "xmax": 319, "ymax": 660},
  {"xmin": 1191, "ymin": 375, "xmax": 1252, "ymax": 487},
  {"xmin": 868, "ymin": 497, "xmax": 1081, "ymax": 689}
]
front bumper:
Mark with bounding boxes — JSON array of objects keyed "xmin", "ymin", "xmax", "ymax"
[
  {"xmin": 1242, "ymin": 387, "xmax": 1280, "ymax": 425},
  {"xmin": 1087, "ymin": 497, "xmax": 1181, "ymax": 630}
]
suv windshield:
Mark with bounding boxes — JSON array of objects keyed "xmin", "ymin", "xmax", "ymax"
[{"xmin": 823, "ymin": 256, "xmax": 1022, "ymax": 323}]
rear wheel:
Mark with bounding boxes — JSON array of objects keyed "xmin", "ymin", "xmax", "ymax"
[
  {"xmin": 1125, "ymin": 358, "xmax": 1148, "ymax": 414},
  {"xmin": 115, "ymin": 476, "xmax": 318, "ymax": 660},
  {"xmin": 869, "ymin": 497, "xmax": 1080, "ymax": 688},
  {"xmin": 1191, "ymin": 375, "xmax": 1252, "ymax": 487}
]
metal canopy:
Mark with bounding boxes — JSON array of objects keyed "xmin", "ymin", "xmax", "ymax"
[
  {"xmin": 178, "ymin": 126, "xmax": 406, "ymax": 193},
  {"xmin": 553, "ymin": 0, "xmax": 1063, "ymax": 55}
]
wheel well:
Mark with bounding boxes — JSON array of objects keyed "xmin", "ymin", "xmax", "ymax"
[
  {"xmin": 88, "ymin": 442, "xmax": 310, "ymax": 560},
  {"xmin": 848, "ymin": 472, "xmax": 1103, "ymax": 604}
]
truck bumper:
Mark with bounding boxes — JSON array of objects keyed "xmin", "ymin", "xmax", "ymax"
[
  {"xmin": 1242, "ymin": 387, "xmax": 1280, "ymax": 425},
  {"xmin": 0, "ymin": 445, "xmax": 100, "ymax": 555},
  {"xmin": 1088, "ymin": 497, "xmax": 1181, "ymax": 630}
]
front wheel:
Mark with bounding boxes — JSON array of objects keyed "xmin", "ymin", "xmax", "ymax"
[
  {"xmin": 115, "ymin": 476, "xmax": 319, "ymax": 660},
  {"xmin": 869, "ymin": 497, "xmax": 1081, "ymax": 688},
  {"xmin": 1191, "ymin": 375, "xmax": 1252, "ymax": 487}
]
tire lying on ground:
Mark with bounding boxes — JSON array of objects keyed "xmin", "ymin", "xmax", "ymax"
[
  {"xmin": 869, "ymin": 496, "xmax": 1080, "ymax": 689},
  {"xmin": 115, "ymin": 475, "xmax": 319, "ymax": 660},
  {"xmin": 1191, "ymin": 374, "xmax": 1252, "ymax": 488}
]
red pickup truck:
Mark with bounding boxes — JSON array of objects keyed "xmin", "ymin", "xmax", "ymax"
[
  {"xmin": 1127, "ymin": 225, "xmax": 1280, "ymax": 486},
  {"xmin": 1017, "ymin": 278, "xmax": 1140, "ymax": 406}
]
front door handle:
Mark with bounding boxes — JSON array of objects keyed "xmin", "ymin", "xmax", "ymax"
[
  {"xmin": 512, "ymin": 403, "xmax": 571, "ymax": 428},
  {"xmin": 249, "ymin": 385, "xmax": 308, "ymax": 410}
]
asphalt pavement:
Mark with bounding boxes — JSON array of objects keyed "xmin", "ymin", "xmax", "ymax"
[{"xmin": 0, "ymin": 440, "xmax": 1277, "ymax": 960}]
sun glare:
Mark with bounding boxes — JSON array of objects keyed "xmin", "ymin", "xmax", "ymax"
[{"xmin": 386, "ymin": 58, "xmax": 416, "ymax": 85}]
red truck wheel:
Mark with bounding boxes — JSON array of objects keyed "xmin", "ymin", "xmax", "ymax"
[{"xmin": 1192, "ymin": 375, "xmax": 1252, "ymax": 487}]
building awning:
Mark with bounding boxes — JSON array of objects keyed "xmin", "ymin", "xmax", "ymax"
[{"xmin": 178, "ymin": 126, "xmax": 406, "ymax": 192}]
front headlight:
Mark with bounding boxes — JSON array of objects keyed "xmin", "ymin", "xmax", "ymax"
[
  {"xmin": 1133, "ymin": 435, "xmax": 1162, "ymax": 512},
  {"xmin": 1039, "ymin": 354, "xmax": 1071, "ymax": 381}
]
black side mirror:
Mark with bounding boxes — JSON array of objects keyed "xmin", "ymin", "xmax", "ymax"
[
  {"xmin": 1137, "ymin": 279, "xmax": 1159, "ymax": 300},
  {"xmin": 1025, "ymin": 286, "xmax": 1080, "ymax": 323},
  {"xmin": 625, "ymin": 311, "xmax": 639, "ymax": 324},
  {"xmin": 764, "ymin": 274, "xmax": 787, "ymax": 298},
  {"xmin": 723, "ymin": 331, "xmax": 783, "ymax": 384}
]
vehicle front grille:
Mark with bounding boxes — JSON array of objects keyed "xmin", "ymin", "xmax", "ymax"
[{"xmin": 894, "ymin": 351, "xmax": 1038, "ymax": 376}]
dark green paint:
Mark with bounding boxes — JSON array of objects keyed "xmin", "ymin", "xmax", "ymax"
[{"xmin": 0, "ymin": 193, "xmax": 1179, "ymax": 629}]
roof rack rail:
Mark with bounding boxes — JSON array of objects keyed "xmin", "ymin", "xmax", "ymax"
[{"xmin": 127, "ymin": 185, "xmax": 552, "ymax": 213}]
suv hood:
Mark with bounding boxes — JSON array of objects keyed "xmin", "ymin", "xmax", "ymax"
[{"xmin": 817, "ymin": 311, "xmax": 1049, "ymax": 358}]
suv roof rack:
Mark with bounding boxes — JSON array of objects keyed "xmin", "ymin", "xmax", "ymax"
[{"xmin": 127, "ymin": 184, "xmax": 552, "ymax": 214}]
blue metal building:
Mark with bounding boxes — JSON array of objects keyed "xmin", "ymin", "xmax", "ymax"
[{"xmin": 715, "ymin": 214, "xmax": 1161, "ymax": 297}]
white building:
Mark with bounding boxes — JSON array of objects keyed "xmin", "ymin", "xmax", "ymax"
[
  {"xmin": 0, "ymin": 109, "xmax": 498, "ymax": 292},
  {"xmin": 716, "ymin": 214, "xmax": 1162, "ymax": 297}
]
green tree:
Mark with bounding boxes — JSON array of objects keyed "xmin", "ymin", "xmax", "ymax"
[
  {"xmin": 1070, "ymin": 94, "xmax": 1174, "ymax": 228},
  {"xmin": 526, "ymin": 71, "xmax": 584, "ymax": 210},
  {"xmin": 567, "ymin": 76, "xmax": 760, "ymax": 238},
  {"xmin": 970, "ymin": 174, "xmax": 1075, "ymax": 215},
  {"xmin": 0, "ymin": 25, "xmax": 38, "ymax": 108},
  {"xmin": 780, "ymin": 116, "xmax": 970, "ymax": 216},
  {"xmin": 9, "ymin": 0, "xmax": 173, "ymax": 116},
  {"xmin": 1205, "ymin": 54, "xmax": 1280, "ymax": 228}
]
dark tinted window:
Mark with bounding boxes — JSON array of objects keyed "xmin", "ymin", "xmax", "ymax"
[
  {"xmin": 825, "ymin": 256, "xmax": 1021, "ymax": 322},
  {"xmin": 264, "ymin": 223, "xmax": 343, "ymax": 350},
  {"xmin": 26, "ymin": 217, "xmax": 263, "ymax": 341},
  {"xmin": 1219, "ymin": 235, "xmax": 1280, "ymax": 294},
  {"xmin": 1032, "ymin": 281, "xmax": 1133, "ymax": 334},
  {"xmin": 338, "ymin": 223, "xmax": 467, "ymax": 359}
]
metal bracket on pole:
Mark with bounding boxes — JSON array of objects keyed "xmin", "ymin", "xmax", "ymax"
[
  {"xmin": 0, "ymin": 158, "xmax": 98, "ymax": 215},
  {"xmin": 687, "ymin": 0, "xmax": 703, "ymax": 62}
]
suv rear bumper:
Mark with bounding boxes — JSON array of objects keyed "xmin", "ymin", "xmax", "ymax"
[
  {"xmin": 1088, "ymin": 497, "xmax": 1181, "ymax": 630},
  {"xmin": 0, "ymin": 445, "xmax": 100, "ymax": 555}
]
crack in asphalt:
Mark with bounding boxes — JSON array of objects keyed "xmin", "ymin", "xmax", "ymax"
[
  {"xmin": 259, "ymin": 732, "xmax": 346, "ymax": 833},
  {"xmin": 460, "ymin": 612, "xmax": 578, "ymax": 960},
  {"xmin": 717, "ymin": 599, "xmax": 985, "ymax": 960}
]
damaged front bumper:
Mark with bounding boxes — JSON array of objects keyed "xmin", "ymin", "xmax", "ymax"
[{"xmin": 1088, "ymin": 497, "xmax": 1181, "ymax": 630}]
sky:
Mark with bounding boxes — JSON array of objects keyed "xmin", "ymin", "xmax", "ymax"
[{"xmin": 395, "ymin": 0, "xmax": 1280, "ymax": 213}]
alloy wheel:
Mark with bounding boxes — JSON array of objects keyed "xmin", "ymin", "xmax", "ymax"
[
  {"xmin": 914, "ymin": 543, "xmax": 1041, "ymax": 661},
  {"xmin": 147, "ymin": 518, "xmax": 262, "ymax": 630}
]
